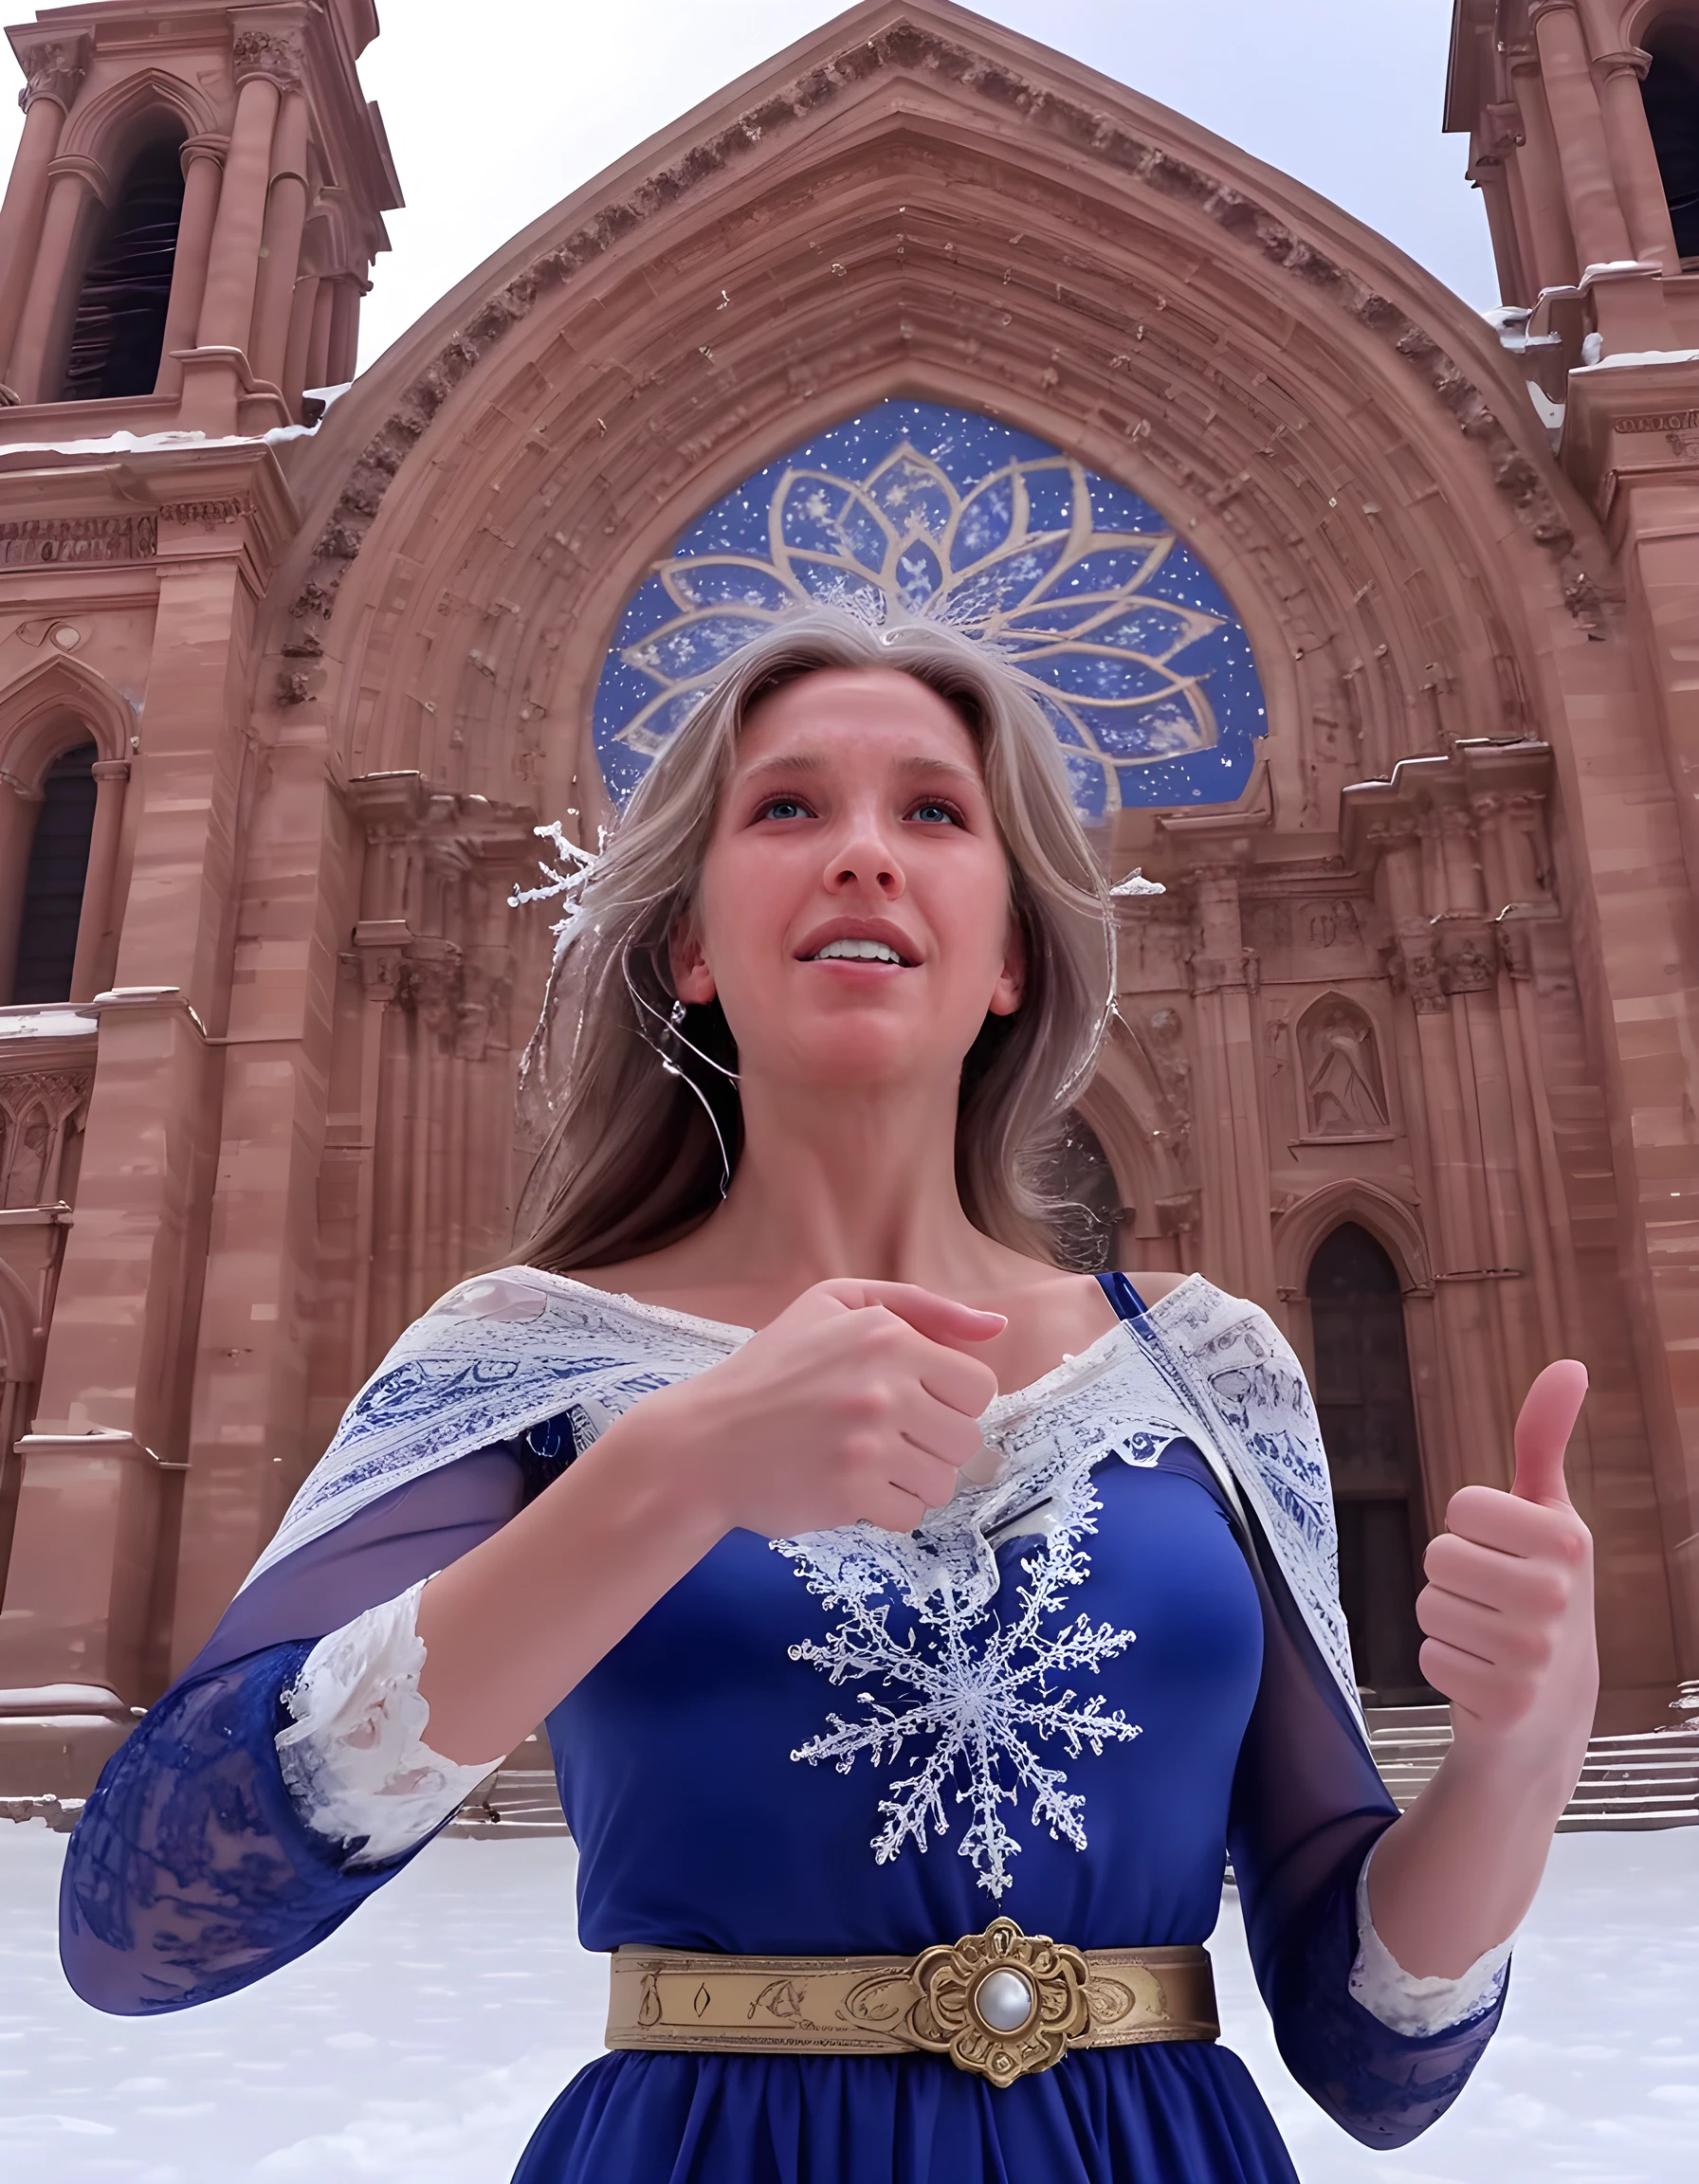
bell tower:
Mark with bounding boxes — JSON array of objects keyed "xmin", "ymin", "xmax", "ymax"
[
  {"xmin": 1451, "ymin": 3, "xmax": 1699, "ymax": 879},
  {"xmin": 1446, "ymin": 2, "xmax": 1698, "ymax": 348},
  {"xmin": 0, "ymin": 2, "xmax": 396, "ymax": 1797},
  {"xmin": 0, "ymin": 0, "xmax": 398, "ymax": 436}
]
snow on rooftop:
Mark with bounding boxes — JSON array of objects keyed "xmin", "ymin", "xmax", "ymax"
[{"xmin": 1, "ymin": 1821, "xmax": 1694, "ymax": 2179}]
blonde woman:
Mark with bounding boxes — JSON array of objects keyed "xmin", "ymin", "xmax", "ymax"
[{"xmin": 63, "ymin": 611, "xmax": 1596, "ymax": 2184}]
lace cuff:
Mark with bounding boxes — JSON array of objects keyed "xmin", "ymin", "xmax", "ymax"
[
  {"xmin": 1347, "ymin": 1841, "xmax": 1513, "ymax": 2037},
  {"xmin": 275, "ymin": 1579, "xmax": 506, "ymax": 1867}
]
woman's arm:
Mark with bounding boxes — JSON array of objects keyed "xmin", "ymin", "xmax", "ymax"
[
  {"xmin": 1366, "ymin": 1360, "xmax": 1596, "ymax": 1977},
  {"xmin": 61, "ymin": 1449, "xmax": 534, "ymax": 2013},
  {"xmin": 1225, "ymin": 1502, "xmax": 1509, "ymax": 2150},
  {"xmin": 415, "ymin": 1278, "xmax": 1001, "ymax": 1762}
]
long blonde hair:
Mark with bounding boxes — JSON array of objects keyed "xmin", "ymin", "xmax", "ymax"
[{"xmin": 517, "ymin": 610, "xmax": 1116, "ymax": 1270}]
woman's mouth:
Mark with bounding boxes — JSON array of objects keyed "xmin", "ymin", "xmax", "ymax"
[{"xmin": 806, "ymin": 938, "xmax": 910, "ymax": 966}]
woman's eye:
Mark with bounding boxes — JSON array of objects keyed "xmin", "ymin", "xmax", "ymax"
[
  {"xmin": 906, "ymin": 799, "xmax": 963, "ymax": 827},
  {"xmin": 756, "ymin": 796, "xmax": 813, "ymax": 822}
]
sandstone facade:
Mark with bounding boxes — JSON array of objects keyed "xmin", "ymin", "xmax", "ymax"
[{"xmin": 1, "ymin": 0, "xmax": 1696, "ymax": 1793}]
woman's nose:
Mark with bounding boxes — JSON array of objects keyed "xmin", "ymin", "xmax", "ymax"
[{"xmin": 825, "ymin": 816, "xmax": 904, "ymax": 897}]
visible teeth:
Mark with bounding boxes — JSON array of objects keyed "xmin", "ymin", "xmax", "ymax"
[{"xmin": 813, "ymin": 937, "xmax": 904, "ymax": 963}]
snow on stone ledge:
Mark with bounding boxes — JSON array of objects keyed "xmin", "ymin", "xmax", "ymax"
[
  {"xmin": 0, "ymin": 385, "xmax": 356, "ymax": 463},
  {"xmin": 0, "ymin": 1005, "xmax": 97, "ymax": 1039},
  {"xmin": 1574, "ymin": 348, "xmax": 1699, "ymax": 371}
]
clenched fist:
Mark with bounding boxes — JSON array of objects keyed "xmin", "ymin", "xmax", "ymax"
[
  {"xmin": 647, "ymin": 1278, "xmax": 1004, "ymax": 1540},
  {"xmin": 1416, "ymin": 1360, "xmax": 1598, "ymax": 1764}
]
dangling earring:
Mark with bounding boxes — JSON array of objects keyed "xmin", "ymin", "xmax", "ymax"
[{"xmin": 623, "ymin": 960, "xmax": 736, "ymax": 1198}]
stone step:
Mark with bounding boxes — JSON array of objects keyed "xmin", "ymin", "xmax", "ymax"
[
  {"xmin": 8, "ymin": 1715, "xmax": 1696, "ymax": 1840},
  {"xmin": 1365, "ymin": 1708, "xmax": 1699, "ymax": 1831}
]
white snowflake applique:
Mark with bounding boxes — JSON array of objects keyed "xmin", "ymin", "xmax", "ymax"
[{"xmin": 785, "ymin": 1483, "xmax": 1141, "ymax": 1900}]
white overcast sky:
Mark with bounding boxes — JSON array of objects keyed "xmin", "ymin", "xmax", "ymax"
[{"xmin": 0, "ymin": 1, "xmax": 1497, "ymax": 373}]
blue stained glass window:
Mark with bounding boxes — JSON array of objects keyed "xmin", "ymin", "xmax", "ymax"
[{"xmin": 593, "ymin": 399, "xmax": 1268, "ymax": 819}]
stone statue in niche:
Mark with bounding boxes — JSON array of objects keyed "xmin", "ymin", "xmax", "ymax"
[{"xmin": 1298, "ymin": 999, "xmax": 1389, "ymax": 1138}]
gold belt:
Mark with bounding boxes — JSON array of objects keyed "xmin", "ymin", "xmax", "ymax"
[{"xmin": 606, "ymin": 1916, "xmax": 1218, "ymax": 2089}]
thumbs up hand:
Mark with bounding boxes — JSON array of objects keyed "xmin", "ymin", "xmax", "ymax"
[{"xmin": 1416, "ymin": 1361, "xmax": 1598, "ymax": 1763}]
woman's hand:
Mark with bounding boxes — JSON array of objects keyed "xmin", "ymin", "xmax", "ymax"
[
  {"xmin": 1366, "ymin": 1361, "xmax": 1597, "ymax": 1978},
  {"xmin": 1416, "ymin": 1359, "xmax": 1597, "ymax": 1772},
  {"xmin": 646, "ymin": 1278, "xmax": 1004, "ymax": 1538}
]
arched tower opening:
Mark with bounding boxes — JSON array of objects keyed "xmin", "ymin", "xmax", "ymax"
[
  {"xmin": 60, "ymin": 129, "xmax": 187, "ymax": 402},
  {"xmin": 1305, "ymin": 1220, "xmax": 1434, "ymax": 1707},
  {"xmin": 8, "ymin": 739, "xmax": 98, "ymax": 1005},
  {"xmin": 1640, "ymin": 21, "xmax": 1699, "ymax": 264}
]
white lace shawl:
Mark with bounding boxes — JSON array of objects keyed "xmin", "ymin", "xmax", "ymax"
[{"xmin": 246, "ymin": 1266, "xmax": 1362, "ymax": 1738}]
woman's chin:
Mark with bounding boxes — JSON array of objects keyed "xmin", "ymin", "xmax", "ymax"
[{"xmin": 750, "ymin": 1032, "xmax": 964, "ymax": 1092}]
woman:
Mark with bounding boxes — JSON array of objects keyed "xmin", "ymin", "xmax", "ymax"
[{"xmin": 61, "ymin": 610, "xmax": 1597, "ymax": 2183}]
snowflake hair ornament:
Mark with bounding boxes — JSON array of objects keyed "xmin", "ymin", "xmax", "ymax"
[
  {"xmin": 508, "ymin": 819, "xmax": 607, "ymax": 965},
  {"xmin": 787, "ymin": 1480, "xmax": 1141, "ymax": 1900}
]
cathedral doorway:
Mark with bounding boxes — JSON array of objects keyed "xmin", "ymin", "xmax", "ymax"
[{"xmin": 1306, "ymin": 1221, "xmax": 1434, "ymax": 1706}]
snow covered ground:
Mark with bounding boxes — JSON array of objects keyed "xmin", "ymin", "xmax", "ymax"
[{"xmin": 2, "ymin": 1819, "xmax": 1694, "ymax": 2182}]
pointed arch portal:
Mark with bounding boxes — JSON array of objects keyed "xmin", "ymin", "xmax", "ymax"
[{"xmin": 1306, "ymin": 1221, "xmax": 1434, "ymax": 1706}]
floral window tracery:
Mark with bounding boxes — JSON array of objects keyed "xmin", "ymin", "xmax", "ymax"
[{"xmin": 593, "ymin": 401, "xmax": 1268, "ymax": 820}]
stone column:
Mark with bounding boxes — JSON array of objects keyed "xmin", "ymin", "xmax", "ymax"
[
  {"xmin": 194, "ymin": 38, "xmax": 298, "ymax": 356},
  {"xmin": 281, "ymin": 271, "xmax": 320, "ymax": 411},
  {"xmin": 247, "ymin": 91, "xmax": 311, "ymax": 391},
  {"xmin": 1509, "ymin": 46, "xmax": 1580, "ymax": 292},
  {"xmin": 1474, "ymin": 151, "xmax": 1530, "ymax": 308},
  {"xmin": 67, "ymin": 760, "xmax": 131, "ymax": 1005},
  {"xmin": 304, "ymin": 276, "xmax": 336, "ymax": 391},
  {"xmin": 6, "ymin": 155, "xmax": 103, "ymax": 406},
  {"xmin": 326, "ymin": 274, "xmax": 364, "ymax": 386},
  {"xmin": 0, "ymin": 40, "xmax": 85, "ymax": 386},
  {"xmin": 153, "ymin": 140, "xmax": 227, "ymax": 399},
  {"xmin": 1528, "ymin": 1, "xmax": 1635, "ymax": 271},
  {"xmin": 1592, "ymin": 46, "xmax": 1680, "ymax": 273},
  {"xmin": 0, "ymin": 772, "xmax": 45, "ymax": 1003},
  {"xmin": 1376, "ymin": 826, "xmax": 1515, "ymax": 1504},
  {"xmin": 1187, "ymin": 865, "xmax": 1275, "ymax": 1301}
]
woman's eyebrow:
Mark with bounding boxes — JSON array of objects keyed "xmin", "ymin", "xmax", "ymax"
[
  {"xmin": 739, "ymin": 751, "xmax": 831, "ymax": 784},
  {"xmin": 890, "ymin": 755, "xmax": 981, "ymax": 788},
  {"xmin": 736, "ymin": 752, "xmax": 982, "ymax": 788}
]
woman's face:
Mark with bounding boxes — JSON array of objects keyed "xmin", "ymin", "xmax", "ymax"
[{"xmin": 670, "ymin": 667, "xmax": 1024, "ymax": 1095}]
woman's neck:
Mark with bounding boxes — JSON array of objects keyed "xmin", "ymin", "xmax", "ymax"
[{"xmin": 689, "ymin": 1068, "xmax": 994, "ymax": 1294}]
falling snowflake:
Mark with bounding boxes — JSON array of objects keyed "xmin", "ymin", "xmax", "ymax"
[{"xmin": 786, "ymin": 1494, "xmax": 1141, "ymax": 1900}]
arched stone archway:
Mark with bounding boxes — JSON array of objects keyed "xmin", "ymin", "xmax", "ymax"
[{"xmin": 1306, "ymin": 1220, "xmax": 1434, "ymax": 1707}]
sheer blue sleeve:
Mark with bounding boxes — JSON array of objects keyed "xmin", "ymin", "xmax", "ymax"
[
  {"xmin": 1224, "ymin": 1492, "xmax": 1507, "ymax": 2148},
  {"xmin": 60, "ymin": 1432, "xmax": 571, "ymax": 2015}
]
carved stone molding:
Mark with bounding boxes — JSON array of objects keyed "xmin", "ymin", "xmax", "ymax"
[
  {"xmin": 157, "ymin": 499, "xmax": 252, "ymax": 527},
  {"xmin": 17, "ymin": 37, "xmax": 87, "ymax": 115},
  {"xmin": 232, "ymin": 28, "xmax": 305, "ymax": 92},
  {"xmin": 1592, "ymin": 47, "xmax": 1652, "ymax": 85},
  {"xmin": 284, "ymin": 14, "xmax": 1603, "ymax": 655},
  {"xmin": 1483, "ymin": 100, "xmax": 1525, "ymax": 155},
  {"xmin": 0, "ymin": 515, "xmax": 156, "ymax": 568},
  {"xmin": 1397, "ymin": 933, "xmax": 1448, "ymax": 1015}
]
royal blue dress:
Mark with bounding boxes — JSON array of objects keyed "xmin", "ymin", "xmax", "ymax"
[{"xmin": 60, "ymin": 1275, "xmax": 1505, "ymax": 2180}]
